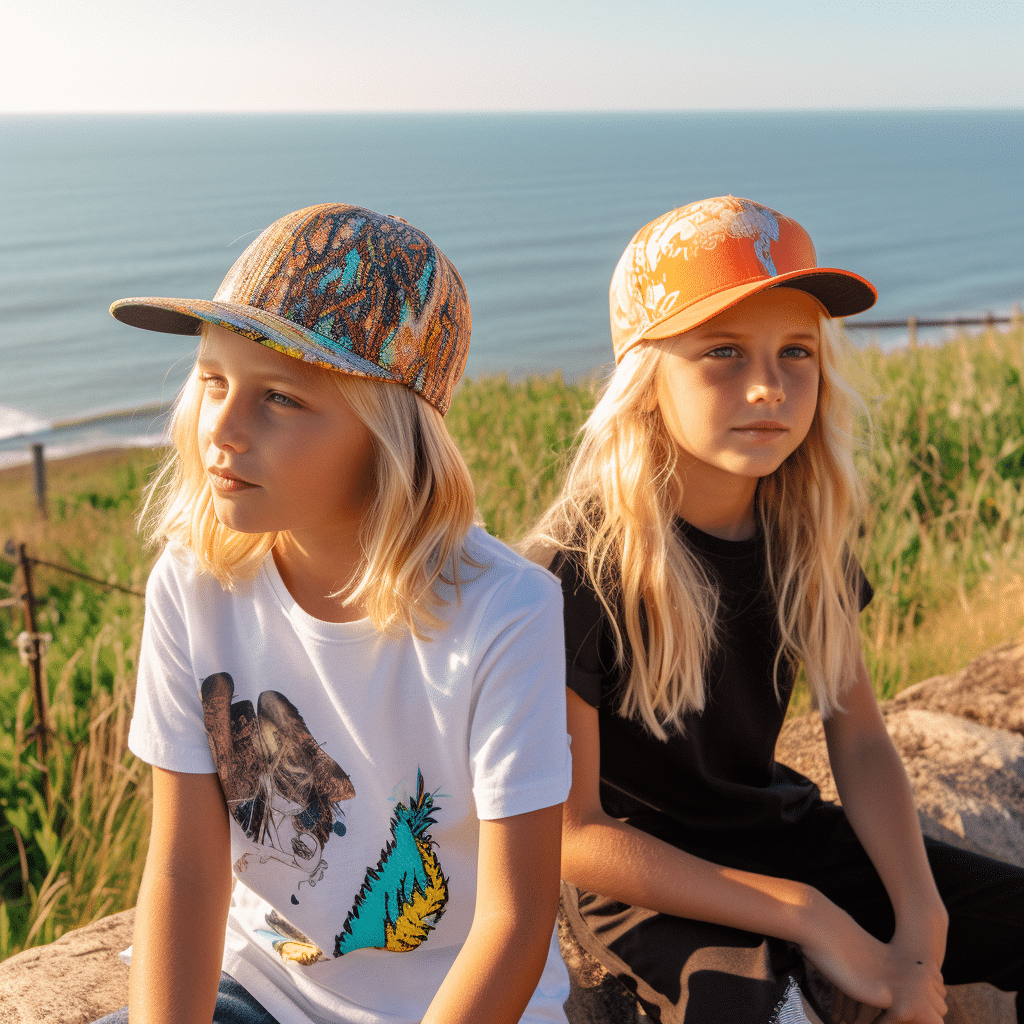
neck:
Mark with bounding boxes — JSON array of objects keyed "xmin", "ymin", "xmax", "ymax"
[
  {"xmin": 673, "ymin": 459, "xmax": 759, "ymax": 541},
  {"xmin": 273, "ymin": 527, "xmax": 367, "ymax": 623}
]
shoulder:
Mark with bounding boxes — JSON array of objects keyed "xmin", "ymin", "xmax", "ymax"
[
  {"xmin": 144, "ymin": 544, "xmax": 248, "ymax": 617},
  {"xmin": 545, "ymin": 546, "xmax": 606, "ymax": 625},
  {"xmin": 849, "ymin": 554, "xmax": 874, "ymax": 611},
  {"xmin": 546, "ymin": 545, "xmax": 587, "ymax": 590},
  {"xmin": 145, "ymin": 544, "xmax": 198, "ymax": 602},
  {"xmin": 452, "ymin": 527, "xmax": 563, "ymax": 620},
  {"xmin": 831, "ymin": 547, "xmax": 873, "ymax": 611}
]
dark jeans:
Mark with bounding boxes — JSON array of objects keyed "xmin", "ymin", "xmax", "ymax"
[{"xmin": 93, "ymin": 973, "xmax": 280, "ymax": 1024}]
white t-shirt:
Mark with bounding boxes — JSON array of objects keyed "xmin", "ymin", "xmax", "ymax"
[{"xmin": 129, "ymin": 527, "xmax": 572, "ymax": 1024}]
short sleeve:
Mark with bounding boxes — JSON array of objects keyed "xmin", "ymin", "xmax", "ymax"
[
  {"xmin": 128, "ymin": 550, "xmax": 218, "ymax": 774},
  {"xmin": 549, "ymin": 551, "xmax": 611, "ymax": 709},
  {"xmin": 468, "ymin": 567, "xmax": 572, "ymax": 821}
]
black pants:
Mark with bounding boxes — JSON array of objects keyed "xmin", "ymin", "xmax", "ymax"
[
  {"xmin": 771, "ymin": 801, "xmax": 1024, "ymax": 1003},
  {"xmin": 568, "ymin": 802, "xmax": 1024, "ymax": 1023}
]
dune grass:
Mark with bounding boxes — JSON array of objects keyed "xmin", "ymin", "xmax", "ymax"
[
  {"xmin": 853, "ymin": 327, "xmax": 1024, "ymax": 697},
  {"xmin": 1, "ymin": 323, "xmax": 1022, "ymax": 956}
]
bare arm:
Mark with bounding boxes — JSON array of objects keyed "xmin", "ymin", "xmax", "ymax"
[
  {"xmin": 422, "ymin": 803, "xmax": 563, "ymax": 1024},
  {"xmin": 129, "ymin": 767, "xmax": 233, "ymax": 1024},
  {"xmin": 823, "ymin": 655, "xmax": 948, "ymax": 1021},
  {"xmin": 561, "ymin": 688, "xmax": 945, "ymax": 1017}
]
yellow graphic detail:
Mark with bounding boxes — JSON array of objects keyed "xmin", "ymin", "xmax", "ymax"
[
  {"xmin": 274, "ymin": 939, "xmax": 327, "ymax": 965},
  {"xmin": 383, "ymin": 836, "xmax": 449, "ymax": 951}
]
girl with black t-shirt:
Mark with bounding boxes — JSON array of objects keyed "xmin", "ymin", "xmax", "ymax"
[{"xmin": 526, "ymin": 196, "xmax": 1023, "ymax": 1024}]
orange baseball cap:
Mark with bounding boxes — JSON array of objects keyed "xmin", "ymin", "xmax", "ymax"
[{"xmin": 609, "ymin": 196, "xmax": 877, "ymax": 363}]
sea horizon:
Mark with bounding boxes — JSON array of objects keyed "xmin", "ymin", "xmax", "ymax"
[{"xmin": 3, "ymin": 109, "xmax": 1022, "ymax": 467}]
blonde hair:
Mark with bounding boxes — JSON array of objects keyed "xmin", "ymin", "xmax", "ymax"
[
  {"xmin": 143, "ymin": 344, "xmax": 476, "ymax": 637},
  {"xmin": 525, "ymin": 315, "xmax": 865, "ymax": 739}
]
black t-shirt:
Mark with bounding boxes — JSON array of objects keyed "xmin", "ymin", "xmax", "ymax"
[{"xmin": 553, "ymin": 521, "xmax": 872, "ymax": 850}]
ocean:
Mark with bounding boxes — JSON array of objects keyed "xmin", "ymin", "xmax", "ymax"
[{"xmin": 1, "ymin": 110, "xmax": 1022, "ymax": 468}]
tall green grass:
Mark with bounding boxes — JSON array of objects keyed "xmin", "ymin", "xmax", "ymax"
[
  {"xmin": 1, "ymin": 325, "xmax": 1022, "ymax": 956},
  {"xmin": 1, "ymin": 456, "xmax": 154, "ymax": 957},
  {"xmin": 855, "ymin": 327, "xmax": 1024, "ymax": 696}
]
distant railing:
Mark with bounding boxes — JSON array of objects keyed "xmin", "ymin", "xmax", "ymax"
[
  {"xmin": 0, "ymin": 540, "xmax": 145, "ymax": 798},
  {"xmin": 844, "ymin": 307, "xmax": 1022, "ymax": 346},
  {"xmin": 845, "ymin": 315, "xmax": 1014, "ymax": 330}
]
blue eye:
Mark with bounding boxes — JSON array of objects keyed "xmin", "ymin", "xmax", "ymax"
[
  {"xmin": 708, "ymin": 345, "xmax": 738, "ymax": 358},
  {"xmin": 268, "ymin": 391, "xmax": 302, "ymax": 409},
  {"xmin": 781, "ymin": 346, "xmax": 813, "ymax": 359}
]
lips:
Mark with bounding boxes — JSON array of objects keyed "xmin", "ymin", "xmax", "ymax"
[
  {"xmin": 207, "ymin": 465, "xmax": 257, "ymax": 491},
  {"xmin": 735, "ymin": 420, "xmax": 787, "ymax": 431},
  {"xmin": 731, "ymin": 421, "xmax": 789, "ymax": 440}
]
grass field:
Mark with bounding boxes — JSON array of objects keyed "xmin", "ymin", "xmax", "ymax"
[{"xmin": 1, "ymin": 323, "xmax": 1022, "ymax": 957}]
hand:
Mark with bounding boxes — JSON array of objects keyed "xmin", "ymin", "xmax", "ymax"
[
  {"xmin": 877, "ymin": 909, "xmax": 948, "ymax": 1022},
  {"xmin": 800, "ymin": 906, "xmax": 895, "ymax": 1010},
  {"xmin": 799, "ymin": 898, "xmax": 946, "ymax": 1024},
  {"xmin": 875, "ymin": 952, "xmax": 946, "ymax": 1024}
]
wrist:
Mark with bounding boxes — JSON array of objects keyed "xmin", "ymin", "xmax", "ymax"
[
  {"xmin": 790, "ymin": 882, "xmax": 831, "ymax": 948},
  {"xmin": 892, "ymin": 897, "xmax": 948, "ymax": 966},
  {"xmin": 894, "ymin": 890, "xmax": 947, "ymax": 933}
]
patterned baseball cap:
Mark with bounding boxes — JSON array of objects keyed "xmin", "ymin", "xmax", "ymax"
[
  {"xmin": 110, "ymin": 204, "xmax": 471, "ymax": 415},
  {"xmin": 609, "ymin": 196, "xmax": 877, "ymax": 362}
]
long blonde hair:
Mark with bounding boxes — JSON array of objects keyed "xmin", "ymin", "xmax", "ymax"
[
  {"xmin": 143, "ymin": 346, "xmax": 476, "ymax": 637},
  {"xmin": 525, "ymin": 316, "xmax": 865, "ymax": 738}
]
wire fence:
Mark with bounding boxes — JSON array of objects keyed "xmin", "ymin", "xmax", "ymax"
[{"xmin": 0, "ymin": 540, "xmax": 144, "ymax": 796}]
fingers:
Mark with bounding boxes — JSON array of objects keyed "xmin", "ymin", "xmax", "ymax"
[{"xmin": 884, "ymin": 976, "xmax": 947, "ymax": 1024}]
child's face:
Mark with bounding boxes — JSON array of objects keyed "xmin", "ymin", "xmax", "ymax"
[
  {"xmin": 654, "ymin": 287, "xmax": 822, "ymax": 485},
  {"xmin": 196, "ymin": 325, "xmax": 376, "ymax": 541}
]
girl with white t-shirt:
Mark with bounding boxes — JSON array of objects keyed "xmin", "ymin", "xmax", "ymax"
[{"xmin": 99, "ymin": 204, "xmax": 572, "ymax": 1024}]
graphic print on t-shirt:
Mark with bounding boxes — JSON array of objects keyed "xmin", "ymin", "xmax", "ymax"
[
  {"xmin": 200, "ymin": 673, "xmax": 355, "ymax": 887},
  {"xmin": 256, "ymin": 909, "xmax": 330, "ymax": 965},
  {"xmin": 334, "ymin": 770, "xmax": 449, "ymax": 956},
  {"xmin": 254, "ymin": 770, "xmax": 449, "ymax": 965}
]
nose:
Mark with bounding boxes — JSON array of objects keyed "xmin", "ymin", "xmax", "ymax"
[
  {"xmin": 202, "ymin": 389, "xmax": 250, "ymax": 454},
  {"xmin": 746, "ymin": 358, "xmax": 785, "ymax": 406}
]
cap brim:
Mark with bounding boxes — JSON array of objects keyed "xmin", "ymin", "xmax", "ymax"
[
  {"xmin": 641, "ymin": 268, "xmax": 878, "ymax": 343},
  {"xmin": 109, "ymin": 297, "xmax": 401, "ymax": 384}
]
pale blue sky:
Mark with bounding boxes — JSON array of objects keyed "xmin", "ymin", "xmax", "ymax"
[{"xmin": 3, "ymin": 0, "xmax": 1021, "ymax": 112}]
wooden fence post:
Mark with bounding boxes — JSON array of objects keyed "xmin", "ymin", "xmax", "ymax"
[
  {"xmin": 16, "ymin": 544, "xmax": 50, "ymax": 802},
  {"xmin": 31, "ymin": 443, "xmax": 47, "ymax": 520},
  {"xmin": 984, "ymin": 311, "xmax": 996, "ymax": 350},
  {"xmin": 907, "ymin": 316, "xmax": 917, "ymax": 349}
]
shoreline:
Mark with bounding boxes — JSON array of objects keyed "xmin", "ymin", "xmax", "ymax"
[
  {"xmin": 0, "ymin": 444, "xmax": 163, "ymax": 490},
  {"xmin": 2, "ymin": 317, "xmax": 1018, "ymax": 470}
]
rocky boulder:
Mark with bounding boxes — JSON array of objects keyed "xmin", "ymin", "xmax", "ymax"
[
  {"xmin": 0, "ymin": 908, "xmax": 132, "ymax": 1024},
  {"xmin": 887, "ymin": 641, "xmax": 1024, "ymax": 738}
]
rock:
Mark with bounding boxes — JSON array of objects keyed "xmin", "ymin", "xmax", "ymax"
[
  {"xmin": 776, "ymin": 707, "xmax": 1024, "ymax": 869},
  {"xmin": 887, "ymin": 641, "xmax": 1024, "ymax": 737},
  {"xmin": 774, "ymin": 647, "xmax": 1024, "ymax": 1024},
  {"xmin": 0, "ymin": 908, "xmax": 132, "ymax": 1024}
]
